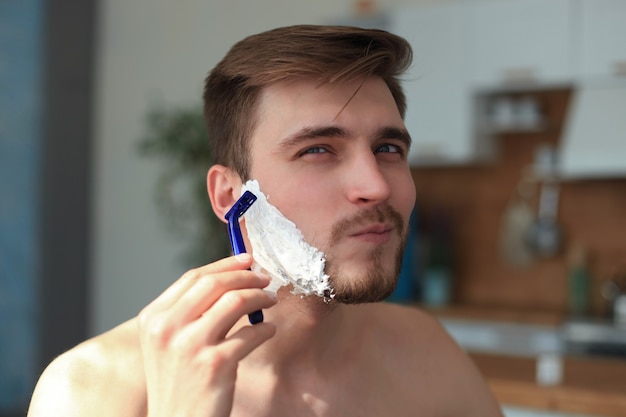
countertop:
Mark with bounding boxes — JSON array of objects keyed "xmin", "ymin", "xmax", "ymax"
[
  {"xmin": 422, "ymin": 304, "xmax": 626, "ymax": 416},
  {"xmin": 426, "ymin": 304, "xmax": 564, "ymax": 326},
  {"xmin": 472, "ymin": 352, "xmax": 626, "ymax": 417}
]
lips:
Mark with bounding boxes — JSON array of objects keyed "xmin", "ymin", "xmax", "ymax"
[
  {"xmin": 351, "ymin": 223, "xmax": 393, "ymax": 236},
  {"xmin": 349, "ymin": 223, "xmax": 395, "ymax": 243}
]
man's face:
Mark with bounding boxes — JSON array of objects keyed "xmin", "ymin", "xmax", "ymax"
[{"xmin": 246, "ymin": 76, "xmax": 416, "ymax": 303}]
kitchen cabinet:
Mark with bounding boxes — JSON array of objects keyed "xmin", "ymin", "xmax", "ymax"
[
  {"xmin": 558, "ymin": 0, "xmax": 626, "ymax": 179},
  {"xmin": 390, "ymin": 0, "xmax": 574, "ymax": 166},
  {"xmin": 390, "ymin": 0, "xmax": 626, "ymax": 174},
  {"xmin": 390, "ymin": 2, "xmax": 482, "ymax": 166},
  {"xmin": 467, "ymin": 0, "xmax": 574, "ymax": 88},
  {"xmin": 559, "ymin": 80, "xmax": 626, "ymax": 179},
  {"xmin": 576, "ymin": 0, "xmax": 626, "ymax": 82}
]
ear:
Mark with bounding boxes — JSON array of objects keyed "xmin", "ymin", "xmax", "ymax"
[{"xmin": 207, "ymin": 165, "xmax": 241, "ymax": 224}]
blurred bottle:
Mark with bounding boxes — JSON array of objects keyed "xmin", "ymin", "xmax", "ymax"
[
  {"xmin": 389, "ymin": 206, "xmax": 420, "ymax": 303},
  {"xmin": 422, "ymin": 210, "xmax": 453, "ymax": 307},
  {"xmin": 567, "ymin": 243, "xmax": 589, "ymax": 316}
]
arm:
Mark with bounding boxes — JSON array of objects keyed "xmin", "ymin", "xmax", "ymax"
[
  {"xmin": 28, "ymin": 349, "xmax": 103, "ymax": 417},
  {"xmin": 28, "ymin": 254, "xmax": 277, "ymax": 417},
  {"xmin": 28, "ymin": 335, "xmax": 143, "ymax": 417}
]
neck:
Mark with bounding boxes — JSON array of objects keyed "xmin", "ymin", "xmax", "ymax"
[{"xmin": 238, "ymin": 287, "xmax": 357, "ymax": 374}]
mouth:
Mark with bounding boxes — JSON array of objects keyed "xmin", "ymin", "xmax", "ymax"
[{"xmin": 349, "ymin": 223, "xmax": 395, "ymax": 244}]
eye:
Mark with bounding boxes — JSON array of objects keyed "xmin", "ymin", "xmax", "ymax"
[
  {"xmin": 302, "ymin": 146, "xmax": 328, "ymax": 155},
  {"xmin": 375, "ymin": 143, "xmax": 404, "ymax": 155},
  {"xmin": 297, "ymin": 145, "xmax": 334, "ymax": 159}
]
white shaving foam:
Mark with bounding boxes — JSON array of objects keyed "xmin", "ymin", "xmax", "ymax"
[{"xmin": 241, "ymin": 180, "xmax": 332, "ymax": 299}]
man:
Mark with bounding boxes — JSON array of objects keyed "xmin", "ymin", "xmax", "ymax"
[{"xmin": 28, "ymin": 25, "xmax": 503, "ymax": 416}]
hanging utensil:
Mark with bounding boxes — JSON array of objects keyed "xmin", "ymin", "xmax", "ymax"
[
  {"xmin": 499, "ymin": 175, "xmax": 536, "ymax": 267},
  {"xmin": 526, "ymin": 179, "xmax": 563, "ymax": 258}
]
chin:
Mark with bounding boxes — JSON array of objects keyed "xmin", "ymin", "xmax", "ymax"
[
  {"xmin": 331, "ymin": 281, "xmax": 398, "ymax": 304},
  {"xmin": 327, "ymin": 261, "xmax": 400, "ymax": 305},
  {"xmin": 325, "ymin": 230, "xmax": 407, "ymax": 305}
]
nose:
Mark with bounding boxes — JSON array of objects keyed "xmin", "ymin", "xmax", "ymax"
[{"xmin": 345, "ymin": 152, "xmax": 392, "ymax": 206}]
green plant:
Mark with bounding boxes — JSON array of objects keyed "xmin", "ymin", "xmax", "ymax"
[{"xmin": 138, "ymin": 105, "xmax": 230, "ymax": 266}]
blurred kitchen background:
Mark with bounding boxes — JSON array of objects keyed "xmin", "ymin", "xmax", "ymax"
[{"xmin": 1, "ymin": 0, "xmax": 625, "ymax": 416}]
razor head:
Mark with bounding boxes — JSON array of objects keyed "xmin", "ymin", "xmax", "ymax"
[
  {"xmin": 225, "ymin": 191, "xmax": 257, "ymax": 256},
  {"xmin": 225, "ymin": 191, "xmax": 257, "ymax": 222}
]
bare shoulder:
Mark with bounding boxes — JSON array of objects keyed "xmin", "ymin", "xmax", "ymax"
[
  {"xmin": 356, "ymin": 303, "xmax": 503, "ymax": 416},
  {"xmin": 28, "ymin": 318, "xmax": 146, "ymax": 417}
]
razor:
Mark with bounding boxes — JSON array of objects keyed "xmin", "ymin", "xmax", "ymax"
[{"xmin": 225, "ymin": 190, "xmax": 264, "ymax": 325}]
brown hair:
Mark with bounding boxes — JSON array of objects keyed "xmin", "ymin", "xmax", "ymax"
[{"xmin": 203, "ymin": 24, "xmax": 412, "ymax": 179}]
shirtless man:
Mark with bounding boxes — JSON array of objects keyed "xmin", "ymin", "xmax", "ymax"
[{"xmin": 28, "ymin": 25, "xmax": 503, "ymax": 417}]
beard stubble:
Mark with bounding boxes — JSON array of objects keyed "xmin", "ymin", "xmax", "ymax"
[{"xmin": 324, "ymin": 204, "xmax": 409, "ymax": 304}]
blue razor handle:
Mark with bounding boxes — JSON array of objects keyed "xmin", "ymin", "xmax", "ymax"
[{"xmin": 225, "ymin": 191, "xmax": 264, "ymax": 325}]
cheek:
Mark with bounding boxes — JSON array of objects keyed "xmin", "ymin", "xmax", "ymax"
[
  {"xmin": 250, "ymin": 173, "xmax": 332, "ymax": 228},
  {"xmin": 277, "ymin": 181, "xmax": 336, "ymax": 245}
]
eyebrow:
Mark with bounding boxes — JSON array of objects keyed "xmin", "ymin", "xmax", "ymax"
[
  {"xmin": 276, "ymin": 125, "xmax": 348, "ymax": 152},
  {"xmin": 276, "ymin": 125, "xmax": 412, "ymax": 152},
  {"xmin": 375, "ymin": 126, "xmax": 412, "ymax": 149}
]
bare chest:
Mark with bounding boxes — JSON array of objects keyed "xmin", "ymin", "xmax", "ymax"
[{"xmin": 230, "ymin": 370, "xmax": 432, "ymax": 417}]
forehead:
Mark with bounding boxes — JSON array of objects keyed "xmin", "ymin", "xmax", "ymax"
[{"xmin": 250, "ymin": 77, "xmax": 404, "ymax": 149}]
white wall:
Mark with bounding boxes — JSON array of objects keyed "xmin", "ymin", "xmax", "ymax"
[{"xmin": 90, "ymin": 0, "xmax": 429, "ymax": 334}]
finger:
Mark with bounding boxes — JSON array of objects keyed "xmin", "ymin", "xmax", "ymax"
[
  {"xmin": 169, "ymin": 270, "xmax": 271, "ymax": 325},
  {"xmin": 196, "ymin": 322, "xmax": 276, "ymax": 367},
  {"xmin": 205, "ymin": 289, "xmax": 278, "ymax": 341},
  {"xmin": 216, "ymin": 322, "xmax": 277, "ymax": 361},
  {"xmin": 146, "ymin": 254, "xmax": 254, "ymax": 312},
  {"xmin": 177, "ymin": 288, "xmax": 277, "ymax": 346}
]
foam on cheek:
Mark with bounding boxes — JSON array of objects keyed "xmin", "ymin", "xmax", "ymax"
[{"xmin": 241, "ymin": 180, "xmax": 333, "ymax": 300}]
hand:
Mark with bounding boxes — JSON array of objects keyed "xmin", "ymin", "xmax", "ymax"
[{"xmin": 138, "ymin": 254, "xmax": 277, "ymax": 417}]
